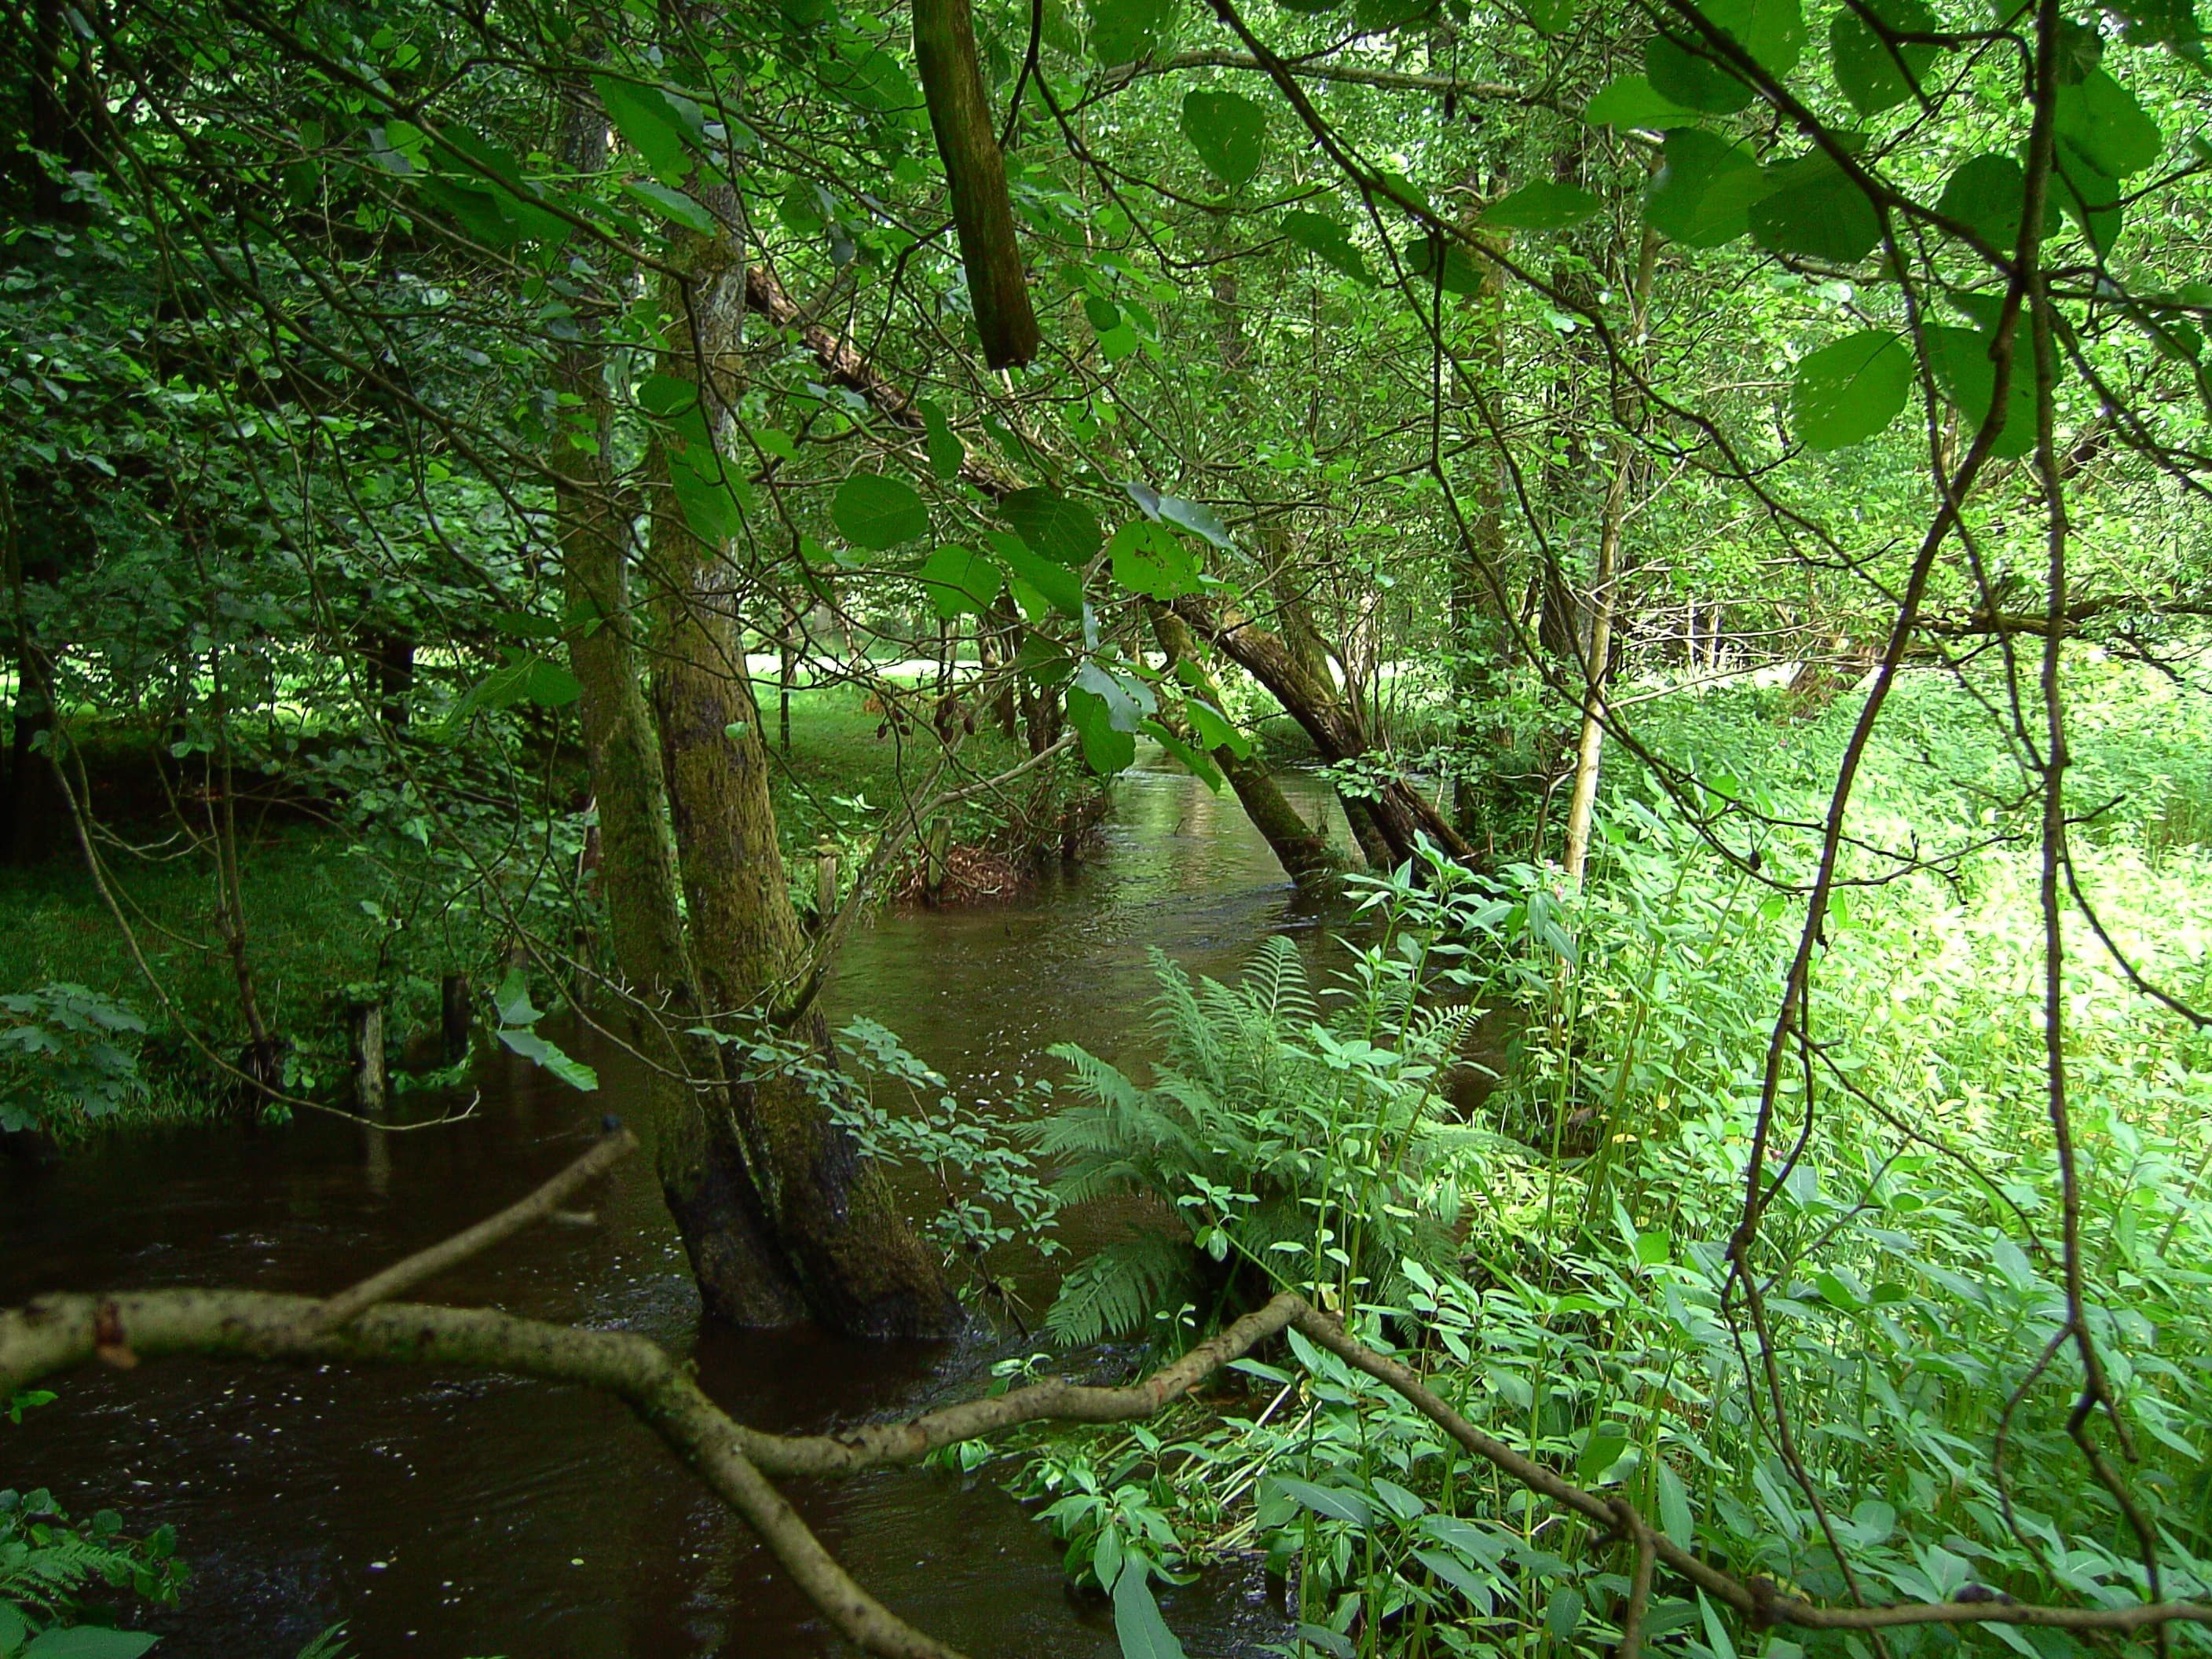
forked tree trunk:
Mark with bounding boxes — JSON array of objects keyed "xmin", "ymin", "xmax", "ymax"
[
  {"xmin": 550, "ymin": 93, "xmax": 803, "ymax": 1328},
  {"xmin": 642, "ymin": 209, "xmax": 961, "ymax": 1339}
]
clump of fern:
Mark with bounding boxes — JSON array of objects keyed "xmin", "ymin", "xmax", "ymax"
[
  {"xmin": 0, "ymin": 1486, "xmax": 187, "ymax": 1645},
  {"xmin": 1035, "ymin": 937, "xmax": 1479, "ymax": 1346}
]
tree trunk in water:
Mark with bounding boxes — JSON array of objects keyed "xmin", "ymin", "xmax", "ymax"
[
  {"xmin": 550, "ymin": 93, "xmax": 802, "ymax": 1328},
  {"xmin": 643, "ymin": 214, "xmax": 961, "ymax": 1340},
  {"xmin": 1147, "ymin": 602, "xmax": 1343, "ymax": 892},
  {"xmin": 1170, "ymin": 595, "xmax": 1475, "ymax": 870}
]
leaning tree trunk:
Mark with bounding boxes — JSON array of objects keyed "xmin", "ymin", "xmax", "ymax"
[
  {"xmin": 1148, "ymin": 601, "xmax": 1344, "ymax": 892},
  {"xmin": 642, "ymin": 207, "xmax": 961, "ymax": 1340},
  {"xmin": 550, "ymin": 91, "xmax": 803, "ymax": 1328}
]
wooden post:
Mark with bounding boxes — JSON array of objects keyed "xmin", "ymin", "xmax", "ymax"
[
  {"xmin": 815, "ymin": 840, "xmax": 840, "ymax": 922},
  {"xmin": 349, "ymin": 998, "xmax": 387, "ymax": 1117},
  {"xmin": 440, "ymin": 972, "xmax": 471, "ymax": 1064}
]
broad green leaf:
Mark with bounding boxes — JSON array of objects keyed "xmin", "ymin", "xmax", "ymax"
[
  {"xmin": 1000, "ymin": 486, "xmax": 1103, "ymax": 565},
  {"xmin": 1937, "ymin": 153, "xmax": 2057, "ymax": 250},
  {"xmin": 1545, "ymin": 1587, "xmax": 1585, "ymax": 1640},
  {"xmin": 497, "ymin": 1026, "xmax": 600, "ymax": 1092},
  {"xmin": 2056, "ymin": 69, "xmax": 2162, "ymax": 178},
  {"xmin": 1185, "ymin": 695, "xmax": 1253, "ymax": 759},
  {"xmin": 1280, "ymin": 210, "xmax": 1374, "ymax": 284},
  {"xmin": 2110, "ymin": 0, "xmax": 2199, "ymax": 43},
  {"xmin": 638, "ymin": 372, "xmax": 698, "ymax": 417},
  {"xmin": 1923, "ymin": 324, "xmax": 2038, "ymax": 458},
  {"xmin": 823, "ymin": 45, "xmax": 919, "ymax": 111},
  {"xmin": 1356, "ymin": 0, "xmax": 1434, "ymax": 26},
  {"xmin": 1157, "ymin": 493, "xmax": 1236, "ymax": 549},
  {"xmin": 1073, "ymin": 661, "xmax": 1155, "ymax": 731},
  {"xmin": 1645, "ymin": 34, "xmax": 1755, "ymax": 112},
  {"xmin": 1109, "ymin": 521, "xmax": 1202, "ymax": 597},
  {"xmin": 0, "ymin": 1604, "xmax": 29, "ymax": 1654},
  {"xmin": 917, "ymin": 544, "xmax": 1005, "ymax": 619},
  {"xmin": 1525, "ymin": 0, "xmax": 1577, "ymax": 31},
  {"xmin": 1584, "ymin": 75, "xmax": 1698, "ymax": 128},
  {"xmin": 22, "ymin": 1630, "xmax": 163, "ymax": 1659},
  {"xmin": 1088, "ymin": 0, "xmax": 1175, "ymax": 64},
  {"xmin": 1481, "ymin": 181, "xmax": 1602, "ymax": 229},
  {"xmin": 2054, "ymin": 145, "xmax": 2124, "ymax": 253},
  {"xmin": 417, "ymin": 178, "xmax": 521, "ymax": 247},
  {"xmin": 833, "ymin": 474, "xmax": 930, "ymax": 549},
  {"xmin": 1748, "ymin": 154, "xmax": 1881, "ymax": 263},
  {"xmin": 1645, "ymin": 129, "xmax": 1768, "ymax": 247},
  {"xmin": 1829, "ymin": 0, "xmax": 1939, "ymax": 115},
  {"xmin": 1792, "ymin": 330, "xmax": 1913, "ymax": 450},
  {"xmin": 1577, "ymin": 1427, "xmax": 1632, "ymax": 1483},
  {"xmin": 621, "ymin": 178, "xmax": 716, "ymax": 233},
  {"xmin": 987, "ymin": 529, "xmax": 1085, "ymax": 616},
  {"xmin": 1404, "ymin": 234, "xmax": 1485, "ymax": 295},
  {"xmin": 494, "ymin": 965, "xmax": 539, "ymax": 1027},
  {"xmin": 916, "ymin": 399, "xmax": 965, "ymax": 482},
  {"xmin": 1138, "ymin": 719, "xmax": 1223, "ymax": 792},
  {"xmin": 1711, "ymin": 0, "xmax": 1807, "ymax": 73},
  {"xmin": 591, "ymin": 75, "xmax": 693, "ymax": 187},
  {"xmin": 1412, "ymin": 1547, "xmax": 1496, "ymax": 1611},
  {"xmin": 1180, "ymin": 90, "xmax": 1271, "ymax": 188},
  {"xmin": 1066, "ymin": 686, "xmax": 1138, "ymax": 773},
  {"xmin": 1272, "ymin": 1476, "xmax": 1372, "ymax": 1527},
  {"xmin": 1111, "ymin": 1567, "xmax": 1188, "ymax": 1659}
]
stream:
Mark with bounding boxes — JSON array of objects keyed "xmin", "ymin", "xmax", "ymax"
[{"xmin": 1, "ymin": 756, "xmax": 1358, "ymax": 1658}]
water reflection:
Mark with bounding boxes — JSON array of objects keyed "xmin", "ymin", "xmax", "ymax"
[{"xmin": 1, "ymin": 756, "xmax": 1354, "ymax": 1657}]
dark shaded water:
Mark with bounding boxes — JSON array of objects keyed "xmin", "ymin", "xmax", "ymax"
[{"xmin": 2, "ymin": 758, "xmax": 1355, "ymax": 1658}]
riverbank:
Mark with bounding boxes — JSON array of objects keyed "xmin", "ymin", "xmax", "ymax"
[{"xmin": 0, "ymin": 678, "xmax": 1100, "ymax": 1147}]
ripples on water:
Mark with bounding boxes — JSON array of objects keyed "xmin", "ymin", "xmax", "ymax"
[{"xmin": 2, "ymin": 759, "xmax": 1359, "ymax": 1657}]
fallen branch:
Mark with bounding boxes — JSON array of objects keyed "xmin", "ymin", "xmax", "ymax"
[{"xmin": 9, "ymin": 1270, "xmax": 2210, "ymax": 1654}]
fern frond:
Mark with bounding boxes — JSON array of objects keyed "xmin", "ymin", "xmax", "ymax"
[{"xmin": 1042, "ymin": 1232, "xmax": 1194, "ymax": 1346}]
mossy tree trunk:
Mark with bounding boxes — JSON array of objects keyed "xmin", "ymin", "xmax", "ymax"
[
  {"xmin": 640, "ymin": 205, "xmax": 961, "ymax": 1339},
  {"xmin": 550, "ymin": 94, "xmax": 803, "ymax": 1328}
]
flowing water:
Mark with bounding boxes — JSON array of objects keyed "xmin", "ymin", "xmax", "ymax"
[{"xmin": 1, "ymin": 757, "xmax": 1359, "ymax": 1659}]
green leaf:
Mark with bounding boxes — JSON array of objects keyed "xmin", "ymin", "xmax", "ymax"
[
  {"xmin": 1923, "ymin": 324, "xmax": 2038, "ymax": 458},
  {"xmin": 1088, "ymin": 0, "xmax": 1176, "ymax": 63},
  {"xmin": 916, "ymin": 399, "xmax": 965, "ymax": 482},
  {"xmin": 2111, "ymin": 0, "xmax": 2199, "ymax": 44},
  {"xmin": 1000, "ymin": 486, "xmax": 1104, "ymax": 565},
  {"xmin": 22, "ymin": 1631, "xmax": 163, "ymax": 1659},
  {"xmin": 494, "ymin": 966, "xmax": 540, "ymax": 1027},
  {"xmin": 591, "ymin": 75, "xmax": 693, "ymax": 187},
  {"xmin": 1139, "ymin": 719, "xmax": 1223, "ymax": 792},
  {"xmin": 823, "ymin": 45, "xmax": 920, "ymax": 111},
  {"xmin": 1184, "ymin": 694, "xmax": 1253, "ymax": 759},
  {"xmin": 833, "ymin": 474, "xmax": 930, "ymax": 550},
  {"xmin": 2056, "ymin": 69, "xmax": 2162, "ymax": 178},
  {"xmin": 1791, "ymin": 330, "xmax": 1914, "ymax": 450},
  {"xmin": 1111, "ymin": 1568, "xmax": 1189, "ymax": 1659},
  {"xmin": 1829, "ymin": 0, "xmax": 1938, "ymax": 115},
  {"xmin": 1066, "ymin": 687, "xmax": 1138, "ymax": 773},
  {"xmin": 621, "ymin": 178, "xmax": 716, "ymax": 233},
  {"xmin": 1646, "ymin": 0, "xmax": 1802, "ymax": 109},
  {"xmin": 1577, "ymin": 1426, "xmax": 1632, "ymax": 1483},
  {"xmin": 1272, "ymin": 1477, "xmax": 1372, "ymax": 1527},
  {"xmin": 1404, "ymin": 234, "xmax": 1485, "ymax": 295},
  {"xmin": 1109, "ymin": 521, "xmax": 1203, "ymax": 597},
  {"xmin": 1545, "ymin": 1587, "xmax": 1585, "ymax": 1640},
  {"xmin": 1748, "ymin": 154, "xmax": 1881, "ymax": 263},
  {"xmin": 497, "ymin": 1026, "xmax": 600, "ymax": 1092},
  {"xmin": 1657, "ymin": 1462, "xmax": 1695, "ymax": 1548},
  {"xmin": 1073, "ymin": 661, "xmax": 1155, "ymax": 731},
  {"xmin": 1584, "ymin": 75, "xmax": 1700, "ymax": 129},
  {"xmin": 1280, "ymin": 210, "xmax": 1374, "ymax": 284},
  {"xmin": 1180, "ymin": 90, "xmax": 1270, "ymax": 187},
  {"xmin": 1125, "ymin": 483, "xmax": 1239, "ymax": 550},
  {"xmin": 1481, "ymin": 181, "xmax": 1602, "ymax": 229},
  {"xmin": 1645, "ymin": 129, "xmax": 1768, "ymax": 247},
  {"xmin": 987, "ymin": 530, "xmax": 1086, "ymax": 616},
  {"xmin": 1412, "ymin": 1547, "xmax": 1496, "ymax": 1610},
  {"xmin": 0, "ymin": 1603, "xmax": 28, "ymax": 1653},
  {"xmin": 1645, "ymin": 35, "xmax": 1755, "ymax": 113},
  {"xmin": 917, "ymin": 544, "xmax": 1005, "ymax": 619},
  {"xmin": 2054, "ymin": 145, "xmax": 2124, "ymax": 253},
  {"xmin": 1937, "ymin": 153, "xmax": 2057, "ymax": 250}
]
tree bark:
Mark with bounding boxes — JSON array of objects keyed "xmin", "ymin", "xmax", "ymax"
[
  {"xmin": 551, "ymin": 92, "xmax": 804, "ymax": 1328},
  {"xmin": 912, "ymin": 0, "xmax": 1040, "ymax": 368},
  {"xmin": 643, "ymin": 211, "xmax": 961, "ymax": 1339},
  {"xmin": 1147, "ymin": 602, "xmax": 1343, "ymax": 892}
]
